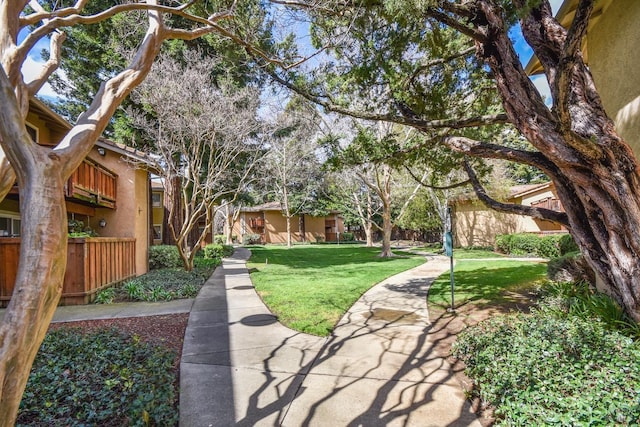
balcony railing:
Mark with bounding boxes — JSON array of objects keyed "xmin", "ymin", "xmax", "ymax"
[
  {"xmin": 65, "ymin": 159, "xmax": 117, "ymax": 209},
  {"xmin": 0, "ymin": 237, "xmax": 135, "ymax": 306},
  {"xmin": 530, "ymin": 197, "xmax": 564, "ymax": 212}
]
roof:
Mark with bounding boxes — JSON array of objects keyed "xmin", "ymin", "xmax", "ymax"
[
  {"xmin": 451, "ymin": 181, "xmax": 554, "ymax": 204},
  {"xmin": 241, "ymin": 201, "xmax": 282, "ymax": 212},
  {"xmin": 525, "ymin": 0, "xmax": 614, "ymax": 75},
  {"xmin": 509, "ymin": 182, "xmax": 553, "ymax": 198},
  {"xmin": 28, "ymin": 98, "xmax": 157, "ymax": 169}
]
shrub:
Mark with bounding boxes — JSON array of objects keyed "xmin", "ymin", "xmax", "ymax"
[
  {"xmin": 496, "ymin": 233, "xmax": 570, "ymax": 258},
  {"xmin": 508, "ymin": 233, "xmax": 541, "ymax": 256},
  {"xmin": 213, "ymin": 234, "xmax": 225, "ymax": 245},
  {"xmin": 242, "ymin": 233, "xmax": 261, "ymax": 245},
  {"xmin": 94, "ymin": 287, "xmax": 115, "ymax": 304},
  {"xmin": 536, "ymin": 234, "xmax": 563, "ymax": 258},
  {"xmin": 494, "ymin": 234, "xmax": 512, "ymax": 254},
  {"xmin": 149, "ymin": 245, "xmax": 181, "ymax": 269},
  {"xmin": 340, "ymin": 232, "xmax": 354, "ymax": 241},
  {"xmin": 203, "ymin": 243, "xmax": 234, "ymax": 259},
  {"xmin": 18, "ymin": 328, "xmax": 178, "ymax": 426},
  {"xmin": 558, "ymin": 233, "xmax": 579, "ymax": 255},
  {"xmin": 453, "ymin": 312, "xmax": 640, "ymax": 425}
]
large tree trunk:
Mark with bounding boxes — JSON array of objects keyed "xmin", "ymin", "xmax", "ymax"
[
  {"xmin": 473, "ymin": 0, "xmax": 640, "ymax": 320},
  {"xmin": 0, "ymin": 166, "xmax": 68, "ymax": 423},
  {"xmin": 379, "ymin": 195, "xmax": 393, "ymax": 257},
  {"xmin": 163, "ymin": 174, "xmax": 182, "ymax": 246}
]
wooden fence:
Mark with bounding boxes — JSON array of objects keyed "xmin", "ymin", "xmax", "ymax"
[{"xmin": 0, "ymin": 237, "xmax": 136, "ymax": 306}]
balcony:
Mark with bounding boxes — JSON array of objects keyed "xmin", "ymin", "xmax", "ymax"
[
  {"xmin": 65, "ymin": 158, "xmax": 117, "ymax": 209},
  {"xmin": 530, "ymin": 197, "xmax": 564, "ymax": 212}
]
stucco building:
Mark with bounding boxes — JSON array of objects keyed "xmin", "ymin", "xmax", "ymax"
[
  {"xmin": 0, "ymin": 98, "xmax": 156, "ymax": 305},
  {"xmin": 233, "ymin": 201, "xmax": 344, "ymax": 244},
  {"xmin": 452, "ymin": 182, "xmax": 566, "ymax": 247}
]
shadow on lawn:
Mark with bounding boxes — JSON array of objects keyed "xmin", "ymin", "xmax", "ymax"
[{"xmin": 429, "ymin": 262, "xmax": 547, "ymax": 309}]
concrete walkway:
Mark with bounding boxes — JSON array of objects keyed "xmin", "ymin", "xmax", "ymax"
[{"xmin": 180, "ymin": 248, "xmax": 481, "ymax": 426}]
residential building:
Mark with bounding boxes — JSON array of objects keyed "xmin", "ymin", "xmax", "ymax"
[
  {"xmin": 0, "ymin": 98, "xmax": 156, "ymax": 305},
  {"xmin": 451, "ymin": 182, "xmax": 566, "ymax": 247},
  {"xmin": 233, "ymin": 201, "xmax": 345, "ymax": 244}
]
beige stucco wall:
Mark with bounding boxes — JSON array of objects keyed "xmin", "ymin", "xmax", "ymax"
[
  {"xmin": 91, "ymin": 147, "xmax": 150, "ymax": 275},
  {"xmin": 453, "ymin": 200, "xmax": 523, "ymax": 247},
  {"xmin": 233, "ymin": 211, "xmax": 344, "ymax": 244},
  {"xmin": 264, "ymin": 211, "xmax": 298, "ymax": 244},
  {"xmin": 453, "ymin": 186, "xmax": 563, "ymax": 247},
  {"xmin": 588, "ymin": 0, "xmax": 640, "ymax": 157}
]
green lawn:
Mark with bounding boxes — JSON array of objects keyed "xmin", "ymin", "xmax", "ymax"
[
  {"xmin": 452, "ymin": 248, "xmax": 506, "ymax": 259},
  {"xmin": 428, "ymin": 259, "xmax": 548, "ymax": 310},
  {"xmin": 247, "ymin": 245, "xmax": 425, "ymax": 336}
]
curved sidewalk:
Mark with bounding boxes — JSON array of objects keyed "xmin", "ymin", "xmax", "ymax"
[{"xmin": 180, "ymin": 248, "xmax": 480, "ymax": 426}]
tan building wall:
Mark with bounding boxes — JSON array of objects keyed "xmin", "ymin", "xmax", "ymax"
[
  {"xmin": 453, "ymin": 185, "xmax": 564, "ymax": 247},
  {"xmin": 264, "ymin": 211, "xmax": 298, "ymax": 244},
  {"xmin": 233, "ymin": 210, "xmax": 345, "ymax": 244},
  {"xmin": 91, "ymin": 146, "xmax": 150, "ymax": 275},
  {"xmin": 587, "ymin": 0, "xmax": 640, "ymax": 157}
]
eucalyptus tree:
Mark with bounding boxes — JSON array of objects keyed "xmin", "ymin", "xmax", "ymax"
[{"xmin": 268, "ymin": 0, "xmax": 640, "ymax": 321}]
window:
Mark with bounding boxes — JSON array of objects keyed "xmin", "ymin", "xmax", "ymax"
[
  {"xmin": 153, "ymin": 225, "xmax": 162, "ymax": 241},
  {"xmin": 0, "ymin": 214, "xmax": 20, "ymax": 237},
  {"xmin": 152, "ymin": 192, "xmax": 162, "ymax": 208},
  {"xmin": 25, "ymin": 122, "xmax": 38, "ymax": 143}
]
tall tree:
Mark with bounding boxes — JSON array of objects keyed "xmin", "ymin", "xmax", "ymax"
[
  {"xmin": 262, "ymin": 98, "xmax": 322, "ymax": 247},
  {"xmin": 129, "ymin": 52, "xmax": 262, "ymax": 270},
  {"xmin": 269, "ymin": 0, "xmax": 640, "ymax": 321},
  {"xmin": 326, "ymin": 121, "xmax": 425, "ymax": 257},
  {"xmin": 0, "ymin": 1, "xmax": 292, "ymax": 422}
]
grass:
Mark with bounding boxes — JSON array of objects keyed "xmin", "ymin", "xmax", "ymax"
[
  {"xmin": 452, "ymin": 248, "xmax": 506, "ymax": 259},
  {"xmin": 428, "ymin": 259, "xmax": 548, "ymax": 310},
  {"xmin": 247, "ymin": 245, "xmax": 425, "ymax": 336}
]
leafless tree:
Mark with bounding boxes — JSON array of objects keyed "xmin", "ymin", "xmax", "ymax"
[
  {"xmin": 130, "ymin": 52, "xmax": 262, "ymax": 270},
  {"xmin": 262, "ymin": 100, "xmax": 322, "ymax": 247}
]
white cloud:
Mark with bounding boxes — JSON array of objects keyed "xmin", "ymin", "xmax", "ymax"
[{"xmin": 21, "ymin": 56, "xmax": 60, "ymax": 99}]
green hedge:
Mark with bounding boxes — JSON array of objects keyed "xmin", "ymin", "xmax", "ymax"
[
  {"xmin": 149, "ymin": 245, "xmax": 181, "ymax": 269},
  {"xmin": 203, "ymin": 243, "xmax": 234, "ymax": 259},
  {"xmin": 453, "ymin": 282, "xmax": 640, "ymax": 425},
  {"xmin": 495, "ymin": 233, "xmax": 574, "ymax": 258}
]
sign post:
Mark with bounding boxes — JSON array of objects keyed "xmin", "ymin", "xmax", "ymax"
[{"xmin": 444, "ymin": 207, "xmax": 455, "ymax": 312}]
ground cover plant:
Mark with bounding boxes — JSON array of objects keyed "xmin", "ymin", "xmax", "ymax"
[
  {"xmin": 451, "ymin": 248, "xmax": 506, "ymax": 260},
  {"xmin": 428, "ymin": 259, "xmax": 547, "ymax": 310},
  {"xmin": 18, "ymin": 327, "xmax": 178, "ymax": 426},
  {"xmin": 95, "ymin": 244, "xmax": 233, "ymax": 303},
  {"xmin": 247, "ymin": 245, "xmax": 424, "ymax": 335},
  {"xmin": 452, "ymin": 281, "xmax": 640, "ymax": 425}
]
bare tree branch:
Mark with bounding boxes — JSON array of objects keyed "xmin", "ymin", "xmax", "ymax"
[{"xmin": 463, "ymin": 160, "xmax": 569, "ymax": 227}]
